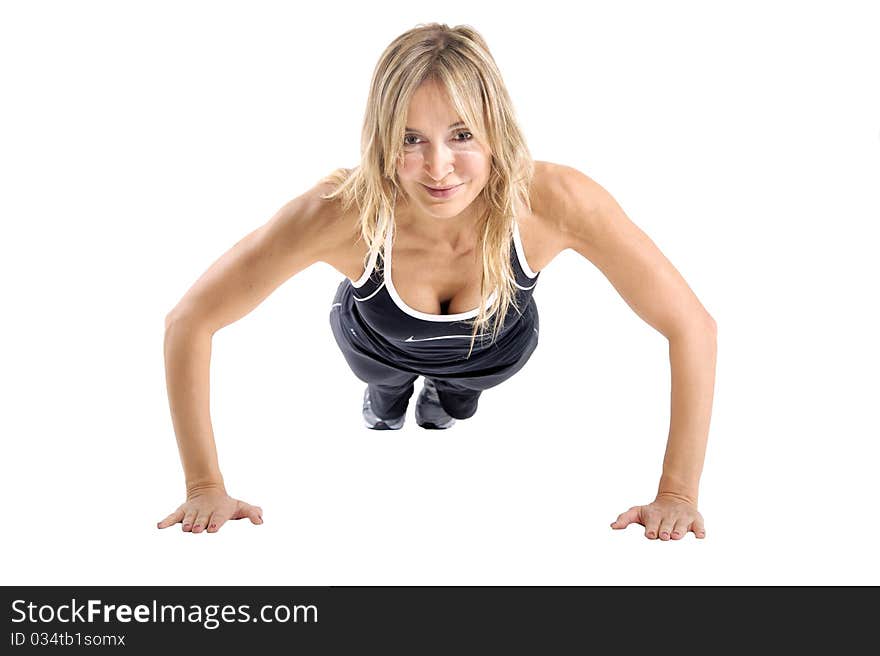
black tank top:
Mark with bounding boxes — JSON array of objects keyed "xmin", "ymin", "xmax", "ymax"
[{"xmin": 331, "ymin": 220, "xmax": 540, "ymax": 375}]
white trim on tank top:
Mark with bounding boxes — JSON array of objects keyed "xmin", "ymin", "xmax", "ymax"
[
  {"xmin": 384, "ymin": 221, "xmax": 497, "ymax": 322},
  {"xmin": 512, "ymin": 220, "xmax": 539, "ymax": 279},
  {"xmin": 351, "ymin": 244, "xmax": 380, "ymax": 289},
  {"xmin": 349, "ymin": 219, "xmax": 539, "ymax": 320}
]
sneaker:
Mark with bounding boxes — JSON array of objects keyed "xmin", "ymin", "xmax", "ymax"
[
  {"xmin": 415, "ymin": 378, "xmax": 456, "ymax": 430},
  {"xmin": 362, "ymin": 386, "xmax": 405, "ymax": 430}
]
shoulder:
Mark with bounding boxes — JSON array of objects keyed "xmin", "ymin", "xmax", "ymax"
[
  {"xmin": 518, "ymin": 159, "xmax": 600, "ymax": 249},
  {"xmin": 309, "ymin": 176, "xmax": 370, "ymax": 280},
  {"xmin": 242, "ymin": 176, "xmax": 363, "ymax": 286},
  {"xmin": 530, "ymin": 160, "xmax": 603, "ymax": 224},
  {"xmin": 504, "ymin": 160, "xmax": 577, "ymax": 272},
  {"xmin": 271, "ymin": 177, "xmax": 361, "ymax": 261},
  {"xmin": 528, "ymin": 159, "xmax": 613, "ymax": 251}
]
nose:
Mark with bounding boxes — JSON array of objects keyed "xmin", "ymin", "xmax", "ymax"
[{"xmin": 424, "ymin": 143, "xmax": 454, "ymax": 182}]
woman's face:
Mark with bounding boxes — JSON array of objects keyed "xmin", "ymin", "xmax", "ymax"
[{"xmin": 395, "ymin": 79, "xmax": 491, "ymax": 223}]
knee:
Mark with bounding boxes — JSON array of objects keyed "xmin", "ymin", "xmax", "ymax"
[
  {"xmin": 449, "ymin": 404, "xmax": 478, "ymax": 420},
  {"xmin": 438, "ymin": 391, "xmax": 480, "ymax": 420}
]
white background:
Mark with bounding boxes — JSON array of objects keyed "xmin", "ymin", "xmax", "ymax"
[{"xmin": 2, "ymin": 0, "xmax": 877, "ymax": 586}]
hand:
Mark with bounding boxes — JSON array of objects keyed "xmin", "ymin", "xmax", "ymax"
[
  {"xmin": 157, "ymin": 487, "xmax": 264, "ymax": 534},
  {"xmin": 610, "ymin": 494, "xmax": 705, "ymax": 540}
]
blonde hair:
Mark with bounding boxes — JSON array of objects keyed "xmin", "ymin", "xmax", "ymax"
[{"xmin": 320, "ymin": 22, "xmax": 534, "ymax": 358}]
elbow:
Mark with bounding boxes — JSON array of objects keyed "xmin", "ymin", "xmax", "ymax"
[
  {"xmin": 705, "ymin": 314, "xmax": 717, "ymax": 336},
  {"xmin": 668, "ymin": 314, "xmax": 716, "ymax": 342},
  {"xmin": 164, "ymin": 309, "xmax": 182, "ymax": 331},
  {"xmin": 165, "ymin": 307, "xmax": 217, "ymax": 337},
  {"xmin": 164, "ymin": 308, "xmax": 201, "ymax": 332},
  {"xmin": 694, "ymin": 314, "xmax": 717, "ymax": 339}
]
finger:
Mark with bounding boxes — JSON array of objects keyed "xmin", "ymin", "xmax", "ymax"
[
  {"xmin": 182, "ymin": 511, "xmax": 197, "ymax": 532},
  {"xmin": 610, "ymin": 506, "xmax": 641, "ymax": 530},
  {"xmin": 644, "ymin": 512, "xmax": 662, "ymax": 540},
  {"xmin": 205, "ymin": 511, "xmax": 226, "ymax": 533},
  {"xmin": 248, "ymin": 506, "xmax": 264, "ymax": 525},
  {"xmin": 691, "ymin": 516, "xmax": 706, "ymax": 539},
  {"xmin": 658, "ymin": 518, "xmax": 676, "ymax": 541},
  {"xmin": 234, "ymin": 502, "xmax": 264, "ymax": 524},
  {"xmin": 157, "ymin": 509, "xmax": 184, "ymax": 529},
  {"xmin": 191, "ymin": 512, "xmax": 210, "ymax": 534},
  {"xmin": 670, "ymin": 519, "xmax": 688, "ymax": 540}
]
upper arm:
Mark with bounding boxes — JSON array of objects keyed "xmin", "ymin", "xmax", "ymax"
[
  {"xmin": 165, "ymin": 181, "xmax": 350, "ymax": 334},
  {"xmin": 548, "ymin": 164, "xmax": 716, "ymax": 338}
]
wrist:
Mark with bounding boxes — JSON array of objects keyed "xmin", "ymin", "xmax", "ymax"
[
  {"xmin": 657, "ymin": 474, "xmax": 699, "ymax": 506},
  {"xmin": 186, "ymin": 478, "xmax": 227, "ymax": 498},
  {"xmin": 656, "ymin": 490, "xmax": 698, "ymax": 507}
]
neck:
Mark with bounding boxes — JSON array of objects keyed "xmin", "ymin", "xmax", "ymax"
[{"xmin": 395, "ymin": 194, "xmax": 486, "ymax": 248}]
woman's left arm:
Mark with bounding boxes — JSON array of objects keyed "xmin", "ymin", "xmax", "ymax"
[{"xmin": 545, "ymin": 164, "xmax": 717, "ymax": 541}]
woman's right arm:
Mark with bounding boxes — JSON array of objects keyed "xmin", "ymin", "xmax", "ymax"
[{"xmin": 159, "ymin": 181, "xmax": 352, "ymax": 533}]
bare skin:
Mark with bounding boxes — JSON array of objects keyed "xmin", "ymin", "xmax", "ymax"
[
  {"xmin": 160, "ymin": 83, "xmax": 715, "ymax": 539},
  {"xmin": 157, "ymin": 489, "xmax": 263, "ymax": 534},
  {"xmin": 158, "ymin": 163, "xmax": 562, "ymax": 534},
  {"xmin": 341, "ymin": 161, "xmax": 714, "ymax": 541},
  {"xmin": 325, "ymin": 164, "xmax": 563, "ymax": 315}
]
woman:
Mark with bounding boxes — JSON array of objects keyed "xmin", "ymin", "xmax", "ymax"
[{"xmin": 158, "ymin": 23, "xmax": 716, "ymax": 541}]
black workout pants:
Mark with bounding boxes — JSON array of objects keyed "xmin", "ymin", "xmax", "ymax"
[{"xmin": 329, "ymin": 304, "xmax": 539, "ymax": 421}]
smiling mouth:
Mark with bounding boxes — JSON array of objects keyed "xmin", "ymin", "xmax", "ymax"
[{"xmin": 423, "ymin": 183, "xmax": 462, "ymax": 191}]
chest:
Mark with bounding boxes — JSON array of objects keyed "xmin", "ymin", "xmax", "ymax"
[
  {"xmin": 389, "ymin": 241, "xmax": 486, "ymax": 315},
  {"xmin": 388, "ymin": 213, "xmax": 560, "ymax": 315},
  {"xmin": 333, "ymin": 212, "xmax": 561, "ymax": 316}
]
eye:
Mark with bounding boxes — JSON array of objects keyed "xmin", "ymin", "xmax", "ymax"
[{"xmin": 403, "ymin": 131, "xmax": 473, "ymax": 146}]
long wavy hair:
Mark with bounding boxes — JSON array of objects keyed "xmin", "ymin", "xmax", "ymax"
[{"xmin": 320, "ymin": 22, "xmax": 535, "ymax": 358}]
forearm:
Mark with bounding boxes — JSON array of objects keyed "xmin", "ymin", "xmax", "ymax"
[
  {"xmin": 657, "ymin": 323, "xmax": 717, "ymax": 505},
  {"xmin": 164, "ymin": 317, "xmax": 226, "ymax": 495}
]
